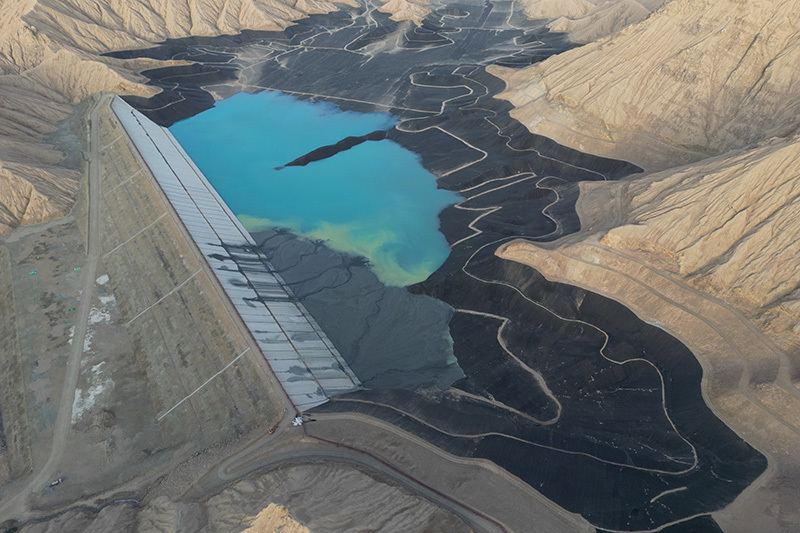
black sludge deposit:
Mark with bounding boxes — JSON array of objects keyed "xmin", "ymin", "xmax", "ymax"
[
  {"xmin": 280, "ymin": 130, "xmax": 389, "ymax": 168},
  {"xmin": 111, "ymin": 0, "xmax": 766, "ymax": 530}
]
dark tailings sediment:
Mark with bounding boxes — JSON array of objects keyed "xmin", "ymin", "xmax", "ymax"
[
  {"xmin": 279, "ymin": 130, "xmax": 389, "ymax": 168},
  {"xmin": 251, "ymin": 229, "xmax": 463, "ymax": 389},
  {"xmin": 111, "ymin": 0, "xmax": 766, "ymax": 529}
]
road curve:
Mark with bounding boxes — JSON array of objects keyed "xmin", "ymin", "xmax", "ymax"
[{"xmin": 185, "ymin": 426, "xmax": 509, "ymax": 533}]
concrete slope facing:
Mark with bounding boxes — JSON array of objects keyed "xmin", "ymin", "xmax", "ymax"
[{"xmin": 110, "ymin": 97, "xmax": 360, "ymax": 411}]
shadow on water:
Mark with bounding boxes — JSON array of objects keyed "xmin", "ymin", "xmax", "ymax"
[{"xmin": 108, "ymin": 0, "xmax": 766, "ymax": 529}]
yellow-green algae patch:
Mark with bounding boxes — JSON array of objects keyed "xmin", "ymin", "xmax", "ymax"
[{"xmin": 240, "ymin": 215, "xmax": 449, "ymax": 286}]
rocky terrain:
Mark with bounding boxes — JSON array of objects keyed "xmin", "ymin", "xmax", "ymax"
[
  {"xmin": 522, "ymin": 0, "xmax": 664, "ymax": 42},
  {"xmin": 494, "ymin": 0, "xmax": 800, "ymax": 170},
  {"xmin": 599, "ymin": 135, "xmax": 800, "ymax": 346}
]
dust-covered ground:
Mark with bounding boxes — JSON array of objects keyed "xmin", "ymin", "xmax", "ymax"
[{"xmin": 17, "ymin": 461, "xmax": 471, "ymax": 533}]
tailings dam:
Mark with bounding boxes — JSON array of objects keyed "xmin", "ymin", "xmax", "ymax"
[
  {"xmin": 111, "ymin": 97, "xmax": 360, "ymax": 410},
  {"xmin": 109, "ymin": 0, "xmax": 768, "ymax": 530}
]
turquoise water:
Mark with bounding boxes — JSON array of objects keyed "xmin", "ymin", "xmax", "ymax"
[{"xmin": 170, "ymin": 91, "xmax": 458, "ymax": 286}]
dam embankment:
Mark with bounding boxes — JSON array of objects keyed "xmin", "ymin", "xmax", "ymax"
[
  {"xmin": 85, "ymin": 95, "xmax": 286, "ymax": 444},
  {"xmin": 109, "ymin": 96, "xmax": 360, "ymax": 410},
  {"xmin": 0, "ymin": 94, "xmax": 290, "ymax": 506}
]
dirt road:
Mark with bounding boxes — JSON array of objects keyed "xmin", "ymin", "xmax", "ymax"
[
  {"xmin": 0, "ymin": 93, "xmax": 108, "ymax": 522},
  {"xmin": 184, "ymin": 426, "xmax": 508, "ymax": 533}
]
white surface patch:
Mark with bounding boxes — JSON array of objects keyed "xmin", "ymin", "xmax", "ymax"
[
  {"xmin": 88, "ymin": 306, "xmax": 111, "ymax": 325},
  {"xmin": 71, "ymin": 382, "xmax": 110, "ymax": 423},
  {"xmin": 83, "ymin": 330, "xmax": 94, "ymax": 353},
  {"xmin": 96, "ymin": 274, "xmax": 109, "ymax": 285},
  {"xmin": 71, "ymin": 362, "xmax": 112, "ymax": 423}
]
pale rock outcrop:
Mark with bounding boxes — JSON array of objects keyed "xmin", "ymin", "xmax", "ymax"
[
  {"xmin": 520, "ymin": 0, "xmax": 595, "ymax": 19},
  {"xmin": 520, "ymin": 0, "xmax": 663, "ymax": 42},
  {"xmin": 242, "ymin": 503, "xmax": 310, "ymax": 533},
  {"xmin": 378, "ymin": 0, "xmax": 430, "ymax": 24},
  {"xmin": 493, "ymin": 0, "xmax": 800, "ymax": 170}
]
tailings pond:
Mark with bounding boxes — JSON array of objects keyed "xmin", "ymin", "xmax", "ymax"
[
  {"xmin": 170, "ymin": 90, "xmax": 458, "ymax": 287},
  {"xmin": 111, "ymin": 0, "xmax": 767, "ymax": 530}
]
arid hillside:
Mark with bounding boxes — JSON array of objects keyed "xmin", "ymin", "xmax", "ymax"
[
  {"xmin": 489, "ymin": 0, "xmax": 800, "ymax": 347},
  {"xmin": 494, "ymin": 0, "xmax": 800, "ymax": 170},
  {"xmin": 522, "ymin": 0, "xmax": 665, "ymax": 42},
  {"xmin": 598, "ymin": 134, "xmax": 800, "ymax": 345},
  {"xmin": 491, "ymin": 0, "xmax": 800, "ymax": 345},
  {"xmin": 0, "ymin": 0, "xmax": 355, "ymax": 234}
]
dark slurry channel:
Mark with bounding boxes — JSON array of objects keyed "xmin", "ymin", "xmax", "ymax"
[{"xmin": 112, "ymin": 0, "xmax": 766, "ymax": 530}]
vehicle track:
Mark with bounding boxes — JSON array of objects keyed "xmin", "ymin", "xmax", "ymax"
[{"xmin": 0, "ymin": 93, "xmax": 107, "ymax": 521}]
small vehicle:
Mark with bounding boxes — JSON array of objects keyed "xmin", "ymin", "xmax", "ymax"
[{"xmin": 49, "ymin": 478, "xmax": 63, "ymax": 487}]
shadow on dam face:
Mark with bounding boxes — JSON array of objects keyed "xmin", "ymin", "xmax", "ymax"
[{"xmin": 109, "ymin": 1, "xmax": 766, "ymax": 529}]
